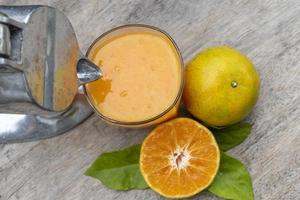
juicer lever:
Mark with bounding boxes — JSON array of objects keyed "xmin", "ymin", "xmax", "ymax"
[
  {"xmin": 0, "ymin": 5, "xmax": 100, "ymax": 143},
  {"xmin": 0, "ymin": 5, "xmax": 103, "ymax": 112}
]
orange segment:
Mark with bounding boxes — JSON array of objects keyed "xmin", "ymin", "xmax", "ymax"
[{"xmin": 140, "ymin": 118, "xmax": 220, "ymax": 198}]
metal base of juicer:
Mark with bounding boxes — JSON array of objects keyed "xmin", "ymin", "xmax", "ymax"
[{"xmin": 0, "ymin": 94, "xmax": 93, "ymax": 143}]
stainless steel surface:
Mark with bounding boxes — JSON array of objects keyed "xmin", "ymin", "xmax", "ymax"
[
  {"xmin": 0, "ymin": 5, "xmax": 102, "ymax": 112},
  {"xmin": 0, "ymin": 94, "xmax": 94, "ymax": 143},
  {"xmin": 0, "ymin": 17, "xmax": 11, "ymax": 58},
  {"xmin": 0, "ymin": 72, "xmax": 31, "ymax": 104},
  {"xmin": 77, "ymin": 58, "xmax": 103, "ymax": 85},
  {"xmin": 0, "ymin": 5, "xmax": 102, "ymax": 143}
]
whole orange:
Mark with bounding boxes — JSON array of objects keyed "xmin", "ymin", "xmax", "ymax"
[{"xmin": 183, "ymin": 46, "xmax": 260, "ymax": 127}]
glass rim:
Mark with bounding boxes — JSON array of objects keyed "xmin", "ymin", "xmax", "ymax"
[{"xmin": 83, "ymin": 24, "xmax": 185, "ymax": 126}]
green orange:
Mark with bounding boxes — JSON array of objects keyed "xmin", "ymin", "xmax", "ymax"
[{"xmin": 183, "ymin": 46, "xmax": 260, "ymax": 127}]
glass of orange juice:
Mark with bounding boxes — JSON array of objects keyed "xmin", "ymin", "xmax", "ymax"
[{"xmin": 84, "ymin": 25, "xmax": 184, "ymax": 127}]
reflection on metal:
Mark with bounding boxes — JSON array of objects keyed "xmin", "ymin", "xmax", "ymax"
[
  {"xmin": 0, "ymin": 6, "xmax": 102, "ymax": 143},
  {"xmin": 77, "ymin": 58, "xmax": 103, "ymax": 85},
  {"xmin": 0, "ymin": 94, "xmax": 94, "ymax": 143}
]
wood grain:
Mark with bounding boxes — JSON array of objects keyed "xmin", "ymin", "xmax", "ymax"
[{"xmin": 0, "ymin": 0, "xmax": 299, "ymax": 199}]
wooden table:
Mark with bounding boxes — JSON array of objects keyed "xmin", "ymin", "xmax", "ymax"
[{"xmin": 0, "ymin": 0, "xmax": 299, "ymax": 199}]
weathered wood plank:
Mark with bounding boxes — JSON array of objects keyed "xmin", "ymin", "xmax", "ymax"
[{"xmin": 0, "ymin": 0, "xmax": 299, "ymax": 199}]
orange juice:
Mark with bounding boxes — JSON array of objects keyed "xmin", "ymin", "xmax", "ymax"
[{"xmin": 85, "ymin": 25, "xmax": 183, "ymax": 126}]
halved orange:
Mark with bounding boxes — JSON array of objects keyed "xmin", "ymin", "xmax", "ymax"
[{"xmin": 140, "ymin": 118, "xmax": 220, "ymax": 198}]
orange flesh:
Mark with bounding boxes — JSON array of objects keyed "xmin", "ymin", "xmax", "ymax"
[
  {"xmin": 140, "ymin": 118, "xmax": 220, "ymax": 198},
  {"xmin": 85, "ymin": 31, "xmax": 182, "ymax": 122}
]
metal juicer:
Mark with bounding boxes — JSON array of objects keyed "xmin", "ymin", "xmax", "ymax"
[{"xmin": 0, "ymin": 5, "xmax": 102, "ymax": 143}]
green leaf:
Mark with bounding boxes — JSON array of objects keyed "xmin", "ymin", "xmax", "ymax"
[
  {"xmin": 211, "ymin": 123, "xmax": 252, "ymax": 151},
  {"xmin": 84, "ymin": 144, "xmax": 149, "ymax": 190},
  {"xmin": 208, "ymin": 152, "xmax": 254, "ymax": 200}
]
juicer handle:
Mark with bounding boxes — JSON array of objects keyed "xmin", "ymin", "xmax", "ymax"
[{"xmin": 0, "ymin": 6, "xmax": 103, "ymax": 112}]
